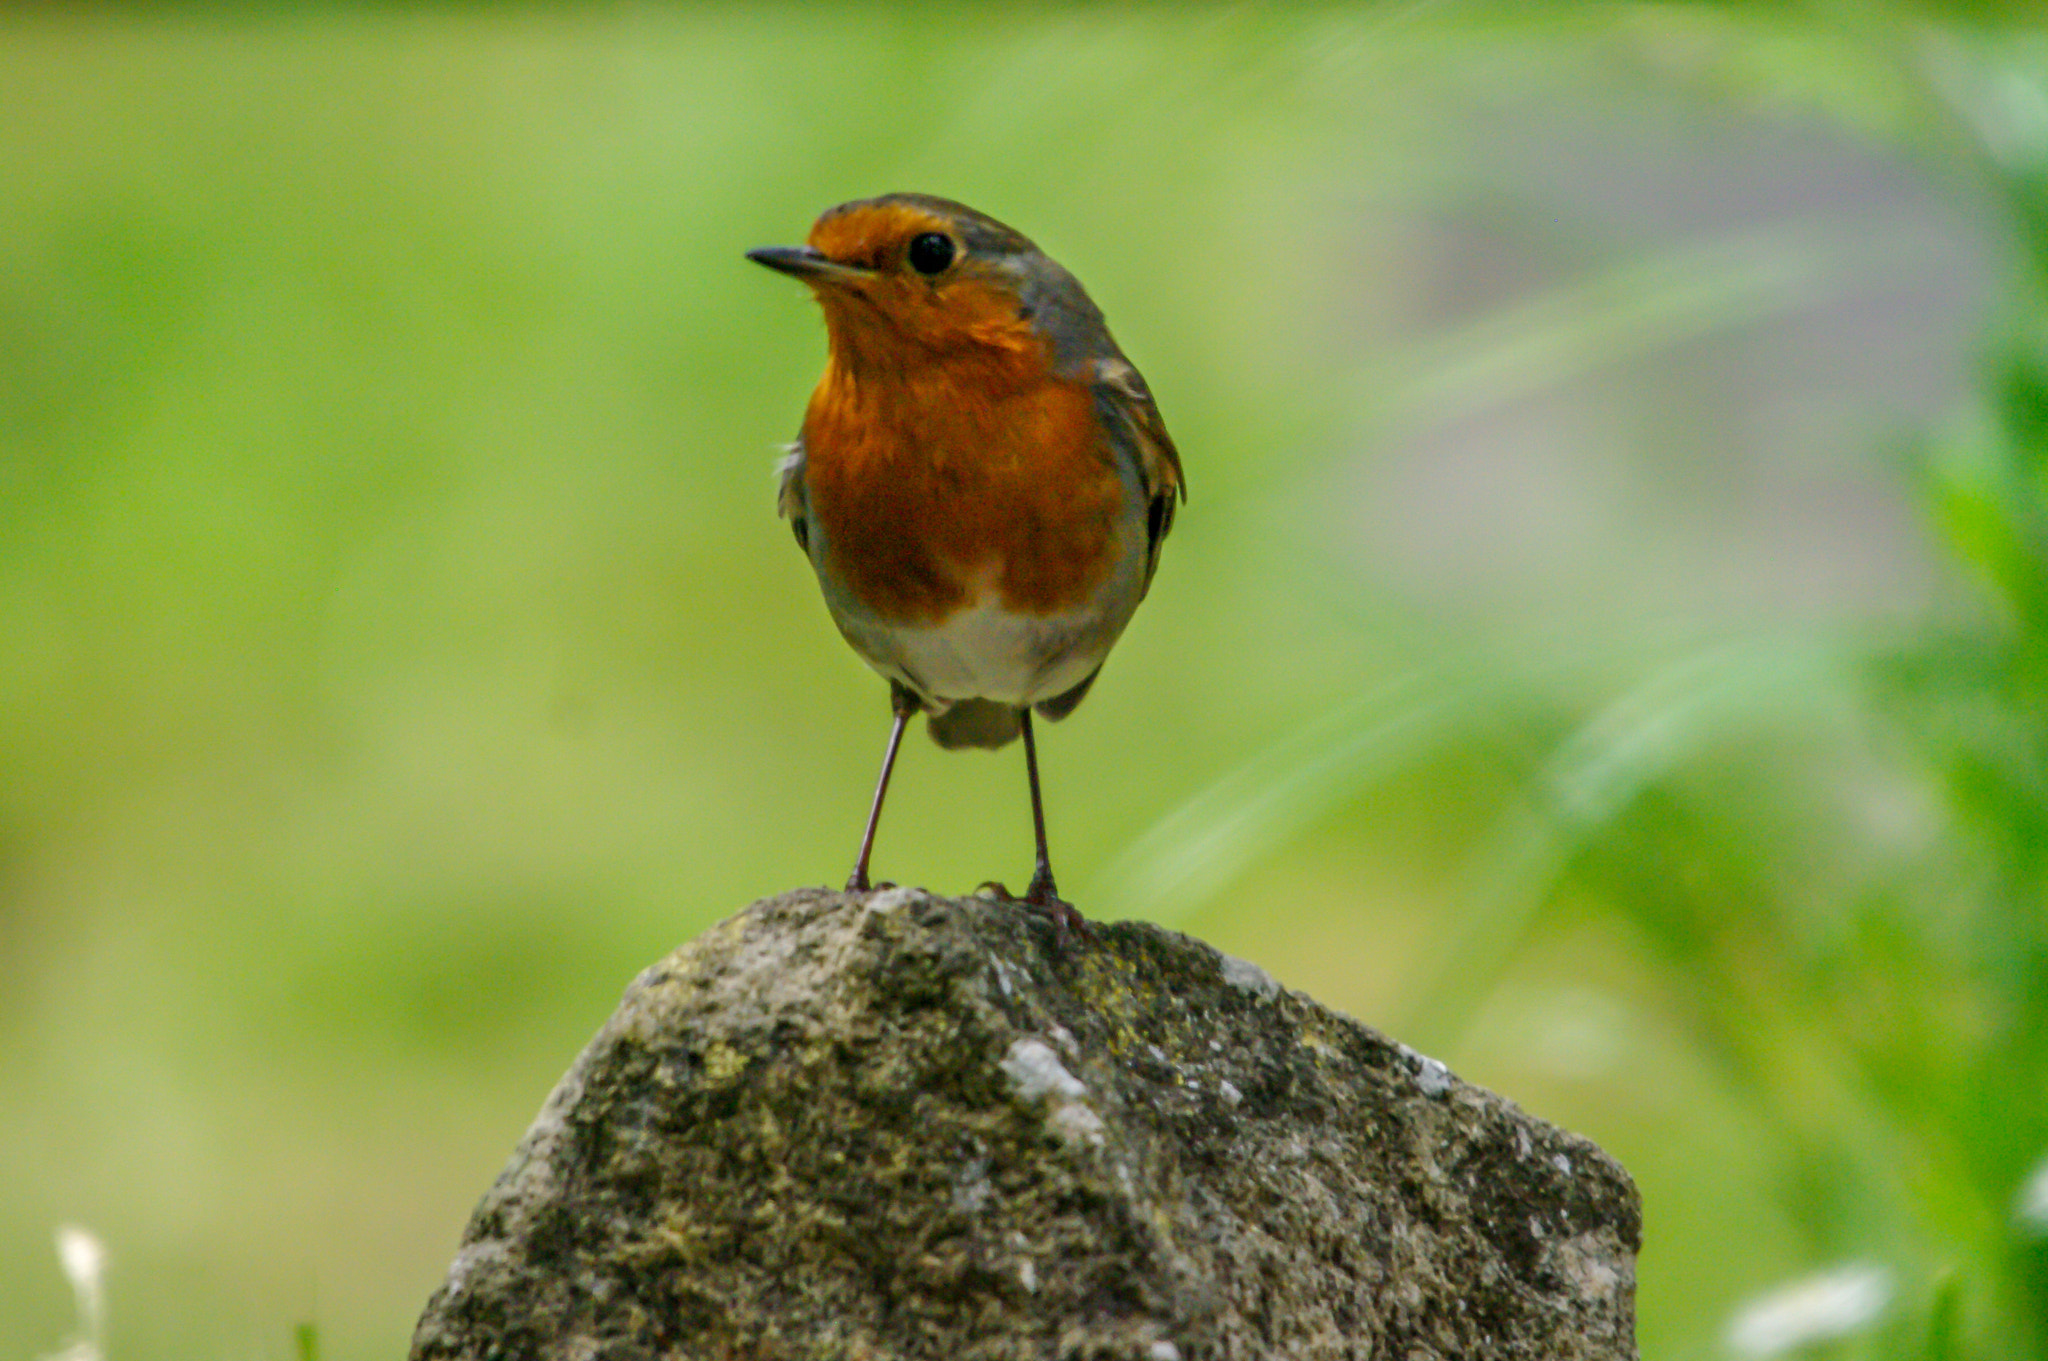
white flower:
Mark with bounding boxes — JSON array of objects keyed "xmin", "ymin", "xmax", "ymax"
[{"xmin": 1727, "ymin": 1262, "xmax": 1891, "ymax": 1357}]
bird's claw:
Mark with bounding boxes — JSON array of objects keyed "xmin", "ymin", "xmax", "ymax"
[{"xmin": 978, "ymin": 877, "xmax": 1093, "ymax": 947}]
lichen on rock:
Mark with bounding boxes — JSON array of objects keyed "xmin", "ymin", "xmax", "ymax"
[{"xmin": 410, "ymin": 888, "xmax": 1640, "ymax": 1360}]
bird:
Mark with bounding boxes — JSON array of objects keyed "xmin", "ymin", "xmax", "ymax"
[{"xmin": 747, "ymin": 193, "xmax": 1184, "ymax": 940}]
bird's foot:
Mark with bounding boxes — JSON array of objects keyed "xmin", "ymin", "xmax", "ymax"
[
  {"xmin": 979, "ymin": 875, "xmax": 1093, "ymax": 947},
  {"xmin": 844, "ymin": 872, "xmax": 897, "ymax": 895}
]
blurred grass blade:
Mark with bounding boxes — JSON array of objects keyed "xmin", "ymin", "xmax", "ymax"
[
  {"xmin": 1380, "ymin": 220, "xmax": 1934, "ymax": 432},
  {"xmin": 1918, "ymin": 1271, "xmax": 1965, "ymax": 1361},
  {"xmin": 1919, "ymin": 30, "xmax": 2048, "ymax": 288},
  {"xmin": 1400, "ymin": 634, "xmax": 1862, "ymax": 1045},
  {"xmin": 1094, "ymin": 659, "xmax": 1520, "ymax": 922}
]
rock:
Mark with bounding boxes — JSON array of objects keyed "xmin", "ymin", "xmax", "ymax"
[{"xmin": 410, "ymin": 888, "xmax": 1640, "ymax": 1360}]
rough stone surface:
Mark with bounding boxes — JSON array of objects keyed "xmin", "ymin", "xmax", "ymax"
[{"xmin": 410, "ymin": 888, "xmax": 1641, "ymax": 1360}]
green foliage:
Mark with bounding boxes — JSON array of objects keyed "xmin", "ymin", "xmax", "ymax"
[
  {"xmin": 6, "ymin": 6, "xmax": 2048, "ymax": 1360},
  {"xmin": 1121, "ymin": 13, "xmax": 2048, "ymax": 1360}
]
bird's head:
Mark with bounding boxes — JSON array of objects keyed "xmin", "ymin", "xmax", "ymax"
[{"xmin": 748, "ymin": 194, "xmax": 1108, "ymax": 380}]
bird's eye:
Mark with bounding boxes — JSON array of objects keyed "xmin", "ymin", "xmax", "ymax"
[{"xmin": 907, "ymin": 233, "xmax": 956, "ymax": 276}]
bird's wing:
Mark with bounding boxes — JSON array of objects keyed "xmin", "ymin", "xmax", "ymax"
[
  {"xmin": 777, "ymin": 437, "xmax": 811, "ymax": 555},
  {"xmin": 1093, "ymin": 358, "xmax": 1185, "ymax": 590}
]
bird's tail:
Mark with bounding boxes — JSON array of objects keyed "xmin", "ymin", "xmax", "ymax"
[{"xmin": 926, "ymin": 700, "xmax": 1022, "ymax": 750}]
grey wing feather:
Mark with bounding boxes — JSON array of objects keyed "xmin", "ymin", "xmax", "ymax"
[
  {"xmin": 777, "ymin": 438, "xmax": 810, "ymax": 554},
  {"xmin": 1092, "ymin": 358, "xmax": 1185, "ymax": 590},
  {"xmin": 1032, "ymin": 665, "xmax": 1100, "ymax": 723}
]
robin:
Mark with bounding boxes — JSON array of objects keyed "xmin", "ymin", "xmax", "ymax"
[{"xmin": 748, "ymin": 193, "xmax": 1184, "ymax": 939}]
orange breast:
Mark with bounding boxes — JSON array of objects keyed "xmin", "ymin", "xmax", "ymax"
[{"xmin": 802, "ymin": 356, "xmax": 1123, "ymax": 627}]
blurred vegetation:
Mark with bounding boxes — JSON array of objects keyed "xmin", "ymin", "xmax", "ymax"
[{"xmin": 4, "ymin": 4, "xmax": 2046, "ymax": 1359}]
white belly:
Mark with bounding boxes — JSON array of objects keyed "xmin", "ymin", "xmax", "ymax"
[{"xmin": 831, "ymin": 591, "xmax": 1116, "ymax": 708}]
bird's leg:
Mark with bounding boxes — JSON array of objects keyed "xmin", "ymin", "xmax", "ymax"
[
  {"xmin": 1019, "ymin": 711, "xmax": 1090, "ymax": 942},
  {"xmin": 846, "ymin": 684, "xmax": 918, "ymax": 894}
]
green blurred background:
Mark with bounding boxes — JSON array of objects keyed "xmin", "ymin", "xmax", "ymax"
[{"xmin": 7, "ymin": 4, "xmax": 2048, "ymax": 1358}]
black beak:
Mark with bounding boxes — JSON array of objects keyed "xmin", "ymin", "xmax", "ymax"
[{"xmin": 746, "ymin": 245, "xmax": 868, "ymax": 282}]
